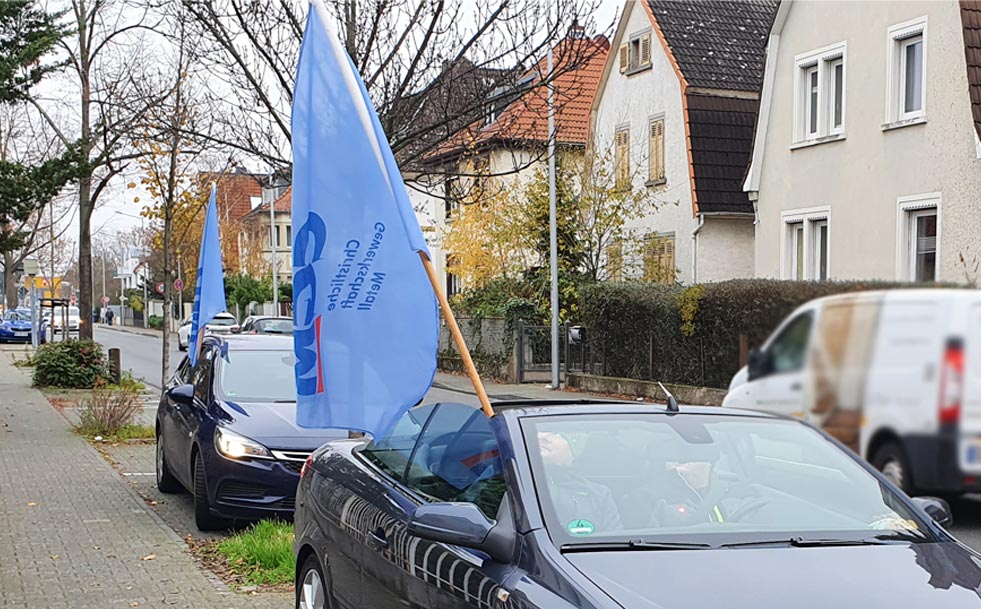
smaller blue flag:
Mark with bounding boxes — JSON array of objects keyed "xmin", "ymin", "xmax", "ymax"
[{"xmin": 189, "ymin": 184, "xmax": 228, "ymax": 366}]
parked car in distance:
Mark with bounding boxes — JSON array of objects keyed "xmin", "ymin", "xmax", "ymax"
[
  {"xmin": 240, "ymin": 315, "xmax": 293, "ymax": 335},
  {"xmin": 49, "ymin": 305, "xmax": 81, "ymax": 335},
  {"xmin": 723, "ymin": 289, "xmax": 980, "ymax": 497},
  {"xmin": 177, "ymin": 312, "xmax": 240, "ymax": 351},
  {"xmin": 294, "ymin": 400, "xmax": 976, "ymax": 609},
  {"xmin": 0, "ymin": 309, "xmax": 45, "ymax": 343},
  {"xmin": 155, "ymin": 334, "xmax": 344, "ymax": 530}
]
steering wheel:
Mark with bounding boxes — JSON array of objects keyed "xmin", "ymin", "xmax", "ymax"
[{"xmin": 725, "ymin": 497, "xmax": 770, "ymax": 522}]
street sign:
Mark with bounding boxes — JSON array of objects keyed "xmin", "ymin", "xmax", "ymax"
[
  {"xmin": 174, "ymin": 278, "xmax": 185, "ymax": 291},
  {"xmin": 155, "ymin": 282, "xmax": 165, "ymax": 295},
  {"xmin": 101, "ymin": 296, "xmax": 110, "ymax": 306},
  {"xmin": 70, "ymin": 296, "xmax": 76, "ymax": 305}
]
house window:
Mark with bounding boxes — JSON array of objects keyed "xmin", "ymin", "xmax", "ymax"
[
  {"xmin": 782, "ymin": 208, "xmax": 831, "ymax": 280},
  {"xmin": 897, "ymin": 194, "xmax": 939, "ymax": 282},
  {"xmin": 445, "ymin": 256, "xmax": 461, "ymax": 297},
  {"xmin": 643, "ymin": 234, "xmax": 675, "ymax": 285},
  {"xmin": 444, "ymin": 177, "xmax": 460, "ymax": 220},
  {"xmin": 886, "ymin": 17, "xmax": 927, "ymax": 123},
  {"xmin": 619, "ymin": 30, "xmax": 651, "ymax": 75},
  {"xmin": 794, "ymin": 43, "xmax": 846, "ymax": 142},
  {"xmin": 286, "ymin": 225, "xmax": 292, "ymax": 247},
  {"xmin": 615, "ymin": 127, "xmax": 630, "ymax": 190},
  {"xmin": 648, "ymin": 118, "xmax": 665, "ymax": 184}
]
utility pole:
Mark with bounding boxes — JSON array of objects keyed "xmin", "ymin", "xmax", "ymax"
[
  {"xmin": 547, "ymin": 44, "xmax": 560, "ymax": 390},
  {"xmin": 269, "ymin": 195, "xmax": 279, "ymax": 315}
]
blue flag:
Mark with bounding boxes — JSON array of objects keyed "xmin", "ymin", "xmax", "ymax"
[
  {"xmin": 189, "ymin": 184, "xmax": 228, "ymax": 366},
  {"xmin": 291, "ymin": 2, "xmax": 438, "ymax": 437}
]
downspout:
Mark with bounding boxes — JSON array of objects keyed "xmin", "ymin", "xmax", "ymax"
[{"xmin": 691, "ymin": 214, "xmax": 705, "ymax": 284}]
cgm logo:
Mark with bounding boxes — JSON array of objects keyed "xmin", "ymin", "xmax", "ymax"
[{"xmin": 293, "ymin": 211, "xmax": 328, "ymax": 396}]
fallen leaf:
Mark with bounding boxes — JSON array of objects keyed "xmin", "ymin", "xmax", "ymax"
[
  {"xmin": 141, "ymin": 553, "xmax": 156, "ymax": 561},
  {"xmin": 130, "ymin": 602, "xmax": 140, "ymax": 607},
  {"xmin": 50, "ymin": 555, "xmax": 58, "ymax": 560},
  {"xmin": 93, "ymin": 545, "xmax": 101, "ymax": 550},
  {"xmin": 147, "ymin": 500, "xmax": 157, "ymax": 506},
  {"xmin": 27, "ymin": 502, "xmax": 36, "ymax": 507}
]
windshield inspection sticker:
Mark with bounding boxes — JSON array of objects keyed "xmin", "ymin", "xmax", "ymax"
[{"xmin": 567, "ymin": 519, "xmax": 595, "ymax": 536}]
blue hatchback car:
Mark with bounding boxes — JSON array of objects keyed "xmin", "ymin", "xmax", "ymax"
[
  {"xmin": 0, "ymin": 309, "xmax": 45, "ymax": 343},
  {"xmin": 155, "ymin": 334, "xmax": 344, "ymax": 530}
]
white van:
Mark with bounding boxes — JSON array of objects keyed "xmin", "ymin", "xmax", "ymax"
[{"xmin": 723, "ymin": 289, "xmax": 981, "ymax": 496}]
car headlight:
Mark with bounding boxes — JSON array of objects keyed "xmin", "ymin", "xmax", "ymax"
[{"xmin": 215, "ymin": 427, "xmax": 273, "ymax": 460}]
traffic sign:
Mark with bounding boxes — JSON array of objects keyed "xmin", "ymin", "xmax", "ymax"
[
  {"xmin": 101, "ymin": 296, "xmax": 110, "ymax": 306},
  {"xmin": 156, "ymin": 282, "xmax": 166, "ymax": 295},
  {"xmin": 174, "ymin": 278, "xmax": 185, "ymax": 291}
]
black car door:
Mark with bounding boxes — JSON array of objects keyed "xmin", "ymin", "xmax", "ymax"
[
  {"xmin": 173, "ymin": 347, "xmax": 216, "ymax": 480},
  {"xmin": 161, "ymin": 356, "xmax": 192, "ymax": 485},
  {"xmin": 359, "ymin": 403, "xmax": 512, "ymax": 609}
]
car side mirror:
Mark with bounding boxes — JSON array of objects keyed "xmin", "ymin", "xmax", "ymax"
[
  {"xmin": 912, "ymin": 496, "xmax": 953, "ymax": 528},
  {"xmin": 407, "ymin": 502, "xmax": 514, "ymax": 563},
  {"xmin": 167, "ymin": 383, "xmax": 195, "ymax": 407},
  {"xmin": 747, "ymin": 349, "xmax": 771, "ymax": 381}
]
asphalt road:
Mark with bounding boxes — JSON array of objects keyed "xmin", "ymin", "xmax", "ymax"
[{"xmin": 93, "ymin": 326, "xmax": 183, "ymax": 391}]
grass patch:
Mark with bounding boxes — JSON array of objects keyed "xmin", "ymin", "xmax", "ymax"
[
  {"xmin": 216, "ymin": 520, "xmax": 295, "ymax": 587},
  {"xmin": 76, "ymin": 423, "xmax": 156, "ymax": 442}
]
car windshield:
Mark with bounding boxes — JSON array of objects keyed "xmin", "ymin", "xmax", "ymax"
[
  {"xmin": 209, "ymin": 316, "xmax": 237, "ymax": 326},
  {"xmin": 217, "ymin": 349, "xmax": 296, "ymax": 402},
  {"xmin": 4, "ymin": 311, "xmax": 29, "ymax": 321},
  {"xmin": 522, "ymin": 413, "xmax": 933, "ymax": 548},
  {"xmin": 69, "ymin": 306, "xmax": 79, "ymax": 317},
  {"xmin": 255, "ymin": 319, "xmax": 292, "ymax": 334}
]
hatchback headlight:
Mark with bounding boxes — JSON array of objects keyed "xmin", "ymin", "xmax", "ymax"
[{"xmin": 215, "ymin": 427, "xmax": 273, "ymax": 460}]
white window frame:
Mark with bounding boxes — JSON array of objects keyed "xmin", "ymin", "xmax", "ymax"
[
  {"xmin": 885, "ymin": 16, "xmax": 927, "ymax": 125},
  {"xmin": 780, "ymin": 206, "xmax": 831, "ymax": 280},
  {"xmin": 793, "ymin": 42, "xmax": 847, "ymax": 143},
  {"xmin": 895, "ymin": 192, "xmax": 941, "ymax": 281}
]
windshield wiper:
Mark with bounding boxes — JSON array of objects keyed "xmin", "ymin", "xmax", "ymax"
[
  {"xmin": 720, "ymin": 535, "xmax": 908, "ymax": 549},
  {"xmin": 561, "ymin": 539, "xmax": 712, "ymax": 553}
]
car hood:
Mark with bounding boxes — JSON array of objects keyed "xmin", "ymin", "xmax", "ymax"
[
  {"xmin": 219, "ymin": 400, "xmax": 346, "ymax": 450},
  {"xmin": 565, "ymin": 542, "xmax": 981, "ymax": 609}
]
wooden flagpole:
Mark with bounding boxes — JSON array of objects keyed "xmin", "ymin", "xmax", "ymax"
[{"xmin": 419, "ymin": 253, "xmax": 494, "ymax": 417}]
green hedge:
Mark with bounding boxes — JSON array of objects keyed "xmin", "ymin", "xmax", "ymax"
[{"xmin": 579, "ymin": 279, "xmax": 945, "ymax": 389}]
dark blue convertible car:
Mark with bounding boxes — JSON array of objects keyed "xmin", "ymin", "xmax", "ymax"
[
  {"xmin": 155, "ymin": 335, "xmax": 344, "ymax": 530},
  {"xmin": 294, "ymin": 400, "xmax": 981, "ymax": 609}
]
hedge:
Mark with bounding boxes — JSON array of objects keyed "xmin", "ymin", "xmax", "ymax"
[{"xmin": 579, "ymin": 279, "xmax": 948, "ymax": 389}]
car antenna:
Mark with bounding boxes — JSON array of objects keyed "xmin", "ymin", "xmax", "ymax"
[{"xmin": 658, "ymin": 382, "xmax": 679, "ymax": 412}]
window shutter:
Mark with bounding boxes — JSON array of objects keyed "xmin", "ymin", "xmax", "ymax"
[
  {"xmin": 619, "ymin": 44, "xmax": 629, "ymax": 73},
  {"xmin": 648, "ymin": 119, "xmax": 664, "ymax": 181},
  {"xmin": 640, "ymin": 33, "xmax": 652, "ymax": 66},
  {"xmin": 615, "ymin": 129, "xmax": 630, "ymax": 189},
  {"xmin": 663, "ymin": 237, "xmax": 675, "ymax": 284}
]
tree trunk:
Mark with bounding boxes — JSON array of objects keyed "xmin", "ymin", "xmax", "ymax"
[
  {"xmin": 3, "ymin": 252, "xmax": 17, "ymax": 308},
  {"xmin": 78, "ymin": 179, "xmax": 93, "ymax": 340},
  {"xmin": 162, "ymin": 211, "xmax": 172, "ymax": 388}
]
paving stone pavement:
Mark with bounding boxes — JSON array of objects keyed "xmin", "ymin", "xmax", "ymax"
[{"xmin": 0, "ymin": 357, "xmax": 290, "ymax": 609}]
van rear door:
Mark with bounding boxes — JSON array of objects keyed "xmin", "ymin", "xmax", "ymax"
[{"xmin": 958, "ymin": 301, "xmax": 981, "ymax": 472}]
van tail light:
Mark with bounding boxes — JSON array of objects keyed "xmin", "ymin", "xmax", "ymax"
[
  {"xmin": 939, "ymin": 338, "xmax": 965, "ymax": 426},
  {"xmin": 300, "ymin": 453, "xmax": 315, "ymax": 480}
]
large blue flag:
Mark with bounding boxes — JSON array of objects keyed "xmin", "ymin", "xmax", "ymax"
[
  {"xmin": 291, "ymin": 1, "xmax": 438, "ymax": 437},
  {"xmin": 189, "ymin": 184, "xmax": 228, "ymax": 366}
]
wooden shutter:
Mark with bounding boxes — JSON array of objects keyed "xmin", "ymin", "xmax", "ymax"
[
  {"xmin": 640, "ymin": 33, "xmax": 652, "ymax": 66},
  {"xmin": 615, "ymin": 129, "xmax": 630, "ymax": 190},
  {"xmin": 648, "ymin": 119, "xmax": 665, "ymax": 182},
  {"xmin": 644, "ymin": 235, "xmax": 676, "ymax": 284},
  {"xmin": 606, "ymin": 239, "xmax": 623, "ymax": 281},
  {"xmin": 619, "ymin": 44, "xmax": 629, "ymax": 73}
]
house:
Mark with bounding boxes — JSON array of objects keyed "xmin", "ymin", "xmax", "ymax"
[
  {"xmin": 745, "ymin": 1, "xmax": 981, "ymax": 283},
  {"xmin": 240, "ymin": 183, "xmax": 293, "ymax": 285},
  {"xmin": 591, "ymin": 0, "xmax": 777, "ymax": 284},
  {"xmin": 421, "ymin": 29, "xmax": 610, "ymax": 294}
]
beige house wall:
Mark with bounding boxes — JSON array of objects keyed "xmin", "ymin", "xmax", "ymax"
[{"xmin": 754, "ymin": 1, "xmax": 981, "ymax": 282}]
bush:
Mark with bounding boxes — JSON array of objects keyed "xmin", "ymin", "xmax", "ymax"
[
  {"xmin": 74, "ymin": 387, "xmax": 141, "ymax": 437},
  {"xmin": 148, "ymin": 315, "xmax": 164, "ymax": 330},
  {"xmin": 579, "ymin": 279, "xmax": 949, "ymax": 389},
  {"xmin": 32, "ymin": 340, "xmax": 110, "ymax": 388}
]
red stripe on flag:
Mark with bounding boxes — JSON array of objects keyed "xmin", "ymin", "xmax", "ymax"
[{"xmin": 315, "ymin": 316, "xmax": 325, "ymax": 394}]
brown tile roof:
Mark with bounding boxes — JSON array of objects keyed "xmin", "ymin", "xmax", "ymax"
[
  {"xmin": 647, "ymin": 0, "xmax": 778, "ymax": 92},
  {"xmin": 198, "ymin": 170, "xmax": 264, "ymax": 221},
  {"xmin": 428, "ymin": 34, "xmax": 610, "ymax": 160},
  {"xmin": 249, "ymin": 186, "xmax": 292, "ymax": 216},
  {"xmin": 962, "ymin": 1, "xmax": 981, "ymax": 139},
  {"xmin": 686, "ymin": 93, "xmax": 757, "ymax": 214}
]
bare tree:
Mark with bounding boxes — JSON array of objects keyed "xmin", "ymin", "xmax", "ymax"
[
  {"xmin": 179, "ymin": 0, "xmax": 605, "ymax": 174},
  {"xmin": 28, "ymin": 0, "xmax": 169, "ymax": 340}
]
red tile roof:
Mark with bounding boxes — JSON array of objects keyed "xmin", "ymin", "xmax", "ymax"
[
  {"xmin": 248, "ymin": 186, "xmax": 292, "ymax": 216},
  {"xmin": 429, "ymin": 34, "xmax": 609, "ymax": 160},
  {"xmin": 198, "ymin": 171, "xmax": 264, "ymax": 221},
  {"xmin": 962, "ymin": 1, "xmax": 981, "ymax": 139}
]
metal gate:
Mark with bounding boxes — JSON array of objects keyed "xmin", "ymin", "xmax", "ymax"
[{"xmin": 515, "ymin": 320, "xmax": 568, "ymax": 384}]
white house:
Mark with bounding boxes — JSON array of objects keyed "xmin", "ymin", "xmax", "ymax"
[
  {"xmin": 591, "ymin": 0, "xmax": 778, "ymax": 284},
  {"xmin": 745, "ymin": 0, "xmax": 981, "ymax": 283}
]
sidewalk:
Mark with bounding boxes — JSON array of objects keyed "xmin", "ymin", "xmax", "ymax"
[
  {"xmin": 101, "ymin": 323, "xmax": 175, "ymax": 338},
  {"xmin": 0, "ymin": 357, "xmax": 286, "ymax": 609}
]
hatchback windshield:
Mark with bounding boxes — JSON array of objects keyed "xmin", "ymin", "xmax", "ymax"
[
  {"xmin": 523, "ymin": 414, "xmax": 932, "ymax": 547},
  {"xmin": 209, "ymin": 316, "xmax": 237, "ymax": 326},
  {"xmin": 217, "ymin": 349, "xmax": 295, "ymax": 402},
  {"xmin": 3, "ymin": 311, "xmax": 29, "ymax": 322},
  {"xmin": 255, "ymin": 318, "xmax": 293, "ymax": 334}
]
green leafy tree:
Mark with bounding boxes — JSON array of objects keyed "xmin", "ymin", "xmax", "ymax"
[{"xmin": 225, "ymin": 273, "xmax": 271, "ymax": 316}]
